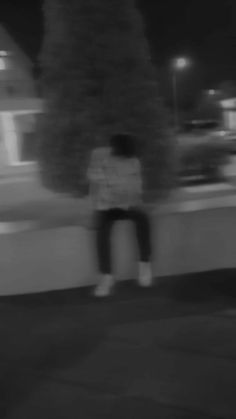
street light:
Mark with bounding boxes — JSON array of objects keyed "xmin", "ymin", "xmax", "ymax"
[
  {"xmin": 171, "ymin": 57, "xmax": 190, "ymax": 130},
  {"xmin": 209, "ymin": 89, "xmax": 216, "ymax": 96}
]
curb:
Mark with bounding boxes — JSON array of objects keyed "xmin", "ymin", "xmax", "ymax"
[
  {"xmin": 0, "ymin": 188, "xmax": 236, "ymax": 235},
  {"xmin": 182, "ymin": 182, "xmax": 235, "ymax": 193},
  {"xmin": 0, "ymin": 221, "xmax": 38, "ymax": 235}
]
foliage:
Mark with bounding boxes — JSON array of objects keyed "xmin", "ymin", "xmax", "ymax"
[
  {"xmin": 38, "ymin": 0, "xmax": 175, "ymax": 198},
  {"xmin": 218, "ymin": 80, "xmax": 236, "ymax": 100}
]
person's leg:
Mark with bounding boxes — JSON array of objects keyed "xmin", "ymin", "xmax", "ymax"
[
  {"xmin": 94, "ymin": 210, "xmax": 114, "ymax": 296},
  {"xmin": 129, "ymin": 207, "xmax": 153, "ymax": 287},
  {"xmin": 96, "ymin": 210, "xmax": 113, "ymax": 274},
  {"xmin": 94, "ymin": 208, "xmax": 126, "ymax": 296}
]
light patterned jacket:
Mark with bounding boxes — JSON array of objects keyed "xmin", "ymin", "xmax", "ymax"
[{"xmin": 87, "ymin": 147, "xmax": 143, "ymax": 210}]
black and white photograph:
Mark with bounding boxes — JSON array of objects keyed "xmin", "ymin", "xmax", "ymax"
[{"xmin": 0, "ymin": 1, "xmax": 235, "ymax": 418}]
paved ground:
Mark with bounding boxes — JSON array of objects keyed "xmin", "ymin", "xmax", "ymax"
[{"xmin": 0, "ymin": 270, "xmax": 236, "ymax": 418}]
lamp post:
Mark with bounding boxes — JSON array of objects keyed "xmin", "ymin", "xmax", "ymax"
[{"xmin": 172, "ymin": 57, "xmax": 190, "ymax": 131}]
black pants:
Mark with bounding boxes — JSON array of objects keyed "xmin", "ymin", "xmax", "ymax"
[{"xmin": 96, "ymin": 207, "xmax": 151, "ymax": 274}]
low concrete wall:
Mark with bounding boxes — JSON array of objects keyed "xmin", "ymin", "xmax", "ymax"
[
  {"xmin": 153, "ymin": 207, "xmax": 236, "ymax": 276},
  {"xmin": 0, "ymin": 205, "xmax": 236, "ymax": 295}
]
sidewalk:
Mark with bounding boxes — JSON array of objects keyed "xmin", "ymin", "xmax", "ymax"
[
  {"xmin": 1, "ymin": 270, "xmax": 236, "ymax": 418},
  {"xmin": 0, "ymin": 155, "xmax": 236, "ymax": 225},
  {"xmin": 1, "ymin": 183, "xmax": 236, "ymax": 227}
]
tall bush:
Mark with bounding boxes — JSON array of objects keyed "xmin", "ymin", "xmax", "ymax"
[{"xmin": 39, "ymin": 0, "xmax": 175, "ymax": 197}]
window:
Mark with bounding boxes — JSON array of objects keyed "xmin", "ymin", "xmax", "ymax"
[
  {"xmin": 0, "ymin": 51, "xmax": 8, "ymax": 71},
  {"xmin": 0, "ymin": 57, "xmax": 6, "ymax": 71},
  {"xmin": 14, "ymin": 113, "xmax": 39, "ymax": 163},
  {"xmin": 1, "ymin": 111, "xmax": 42, "ymax": 166}
]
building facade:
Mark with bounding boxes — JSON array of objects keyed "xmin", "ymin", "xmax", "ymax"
[
  {"xmin": 0, "ymin": 25, "xmax": 42, "ymax": 173},
  {"xmin": 221, "ymin": 97, "xmax": 236, "ymax": 131}
]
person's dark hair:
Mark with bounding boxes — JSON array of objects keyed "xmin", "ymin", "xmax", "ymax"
[{"xmin": 109, "ymin": 134, "xmax": 137, "ymax": 158}]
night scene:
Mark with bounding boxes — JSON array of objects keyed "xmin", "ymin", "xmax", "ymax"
[{"xmin": 0, "ymin": 0, "xmax": 236, "ymax": 418}]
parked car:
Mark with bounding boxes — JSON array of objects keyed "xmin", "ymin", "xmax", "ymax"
[
  {"xmin": 178, "ymin": 120, "xmax": 229, "ymax": 145},
  {"xmin": 177, "ymin": 120, "xmax": 231, "ymax": 184},
  {"xmin": 222, "ymin": 131, "xmax": 236, "ymax": 154}
]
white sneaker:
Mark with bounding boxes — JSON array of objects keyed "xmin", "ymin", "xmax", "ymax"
[
  {"xmin": 137, "ymin": 262, "xmax": 153, "ymax": 287},
  {"xmin": 93, "ymin": 274, "xmax": 114, "ymax": 297}
]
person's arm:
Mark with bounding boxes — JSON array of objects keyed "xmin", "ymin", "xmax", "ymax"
[{"xmin": 86, "ymin": 149, "xmax": 108, "ymax": 203}]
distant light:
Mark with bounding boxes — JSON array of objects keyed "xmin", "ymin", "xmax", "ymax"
[
  {"xmin": 0, "ymin": 51, "xmax": 8, "ymax": 57},
  {"xmin": 219, "ymin": 130, "xmax": 226, "ymax": 137},
  {"xmin": 209, "ymin": 89, "xmax": 216, "ymax": 95},
  {"xmin": 173, "ymin": 57, "xmax": 189, "ymax": 70}
]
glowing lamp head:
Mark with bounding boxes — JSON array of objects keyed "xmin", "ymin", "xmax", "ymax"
[{"xmin": 173, "ymin": 57, "xmax": 189, "ymax": 70}]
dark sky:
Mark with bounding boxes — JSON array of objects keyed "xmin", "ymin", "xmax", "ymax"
[
  {"xmin": 138, "ymin": 0, "xmax": 236, "ymax": 86},
  {"xmin": 1, "ymin": 0, "xmax": 236, "ymax": 87},
  {"xmin": 0, "ymin": 0, "xmax": 43, "ymax": 62}
]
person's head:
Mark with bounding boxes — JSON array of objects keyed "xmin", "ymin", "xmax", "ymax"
[{"xmin": 109, "ymin": 134, "xmax": 137, "ymax": 159}]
